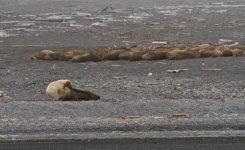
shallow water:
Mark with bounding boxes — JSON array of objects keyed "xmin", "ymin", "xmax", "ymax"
[{"xmin": 0, "ymin": 0, "xmax": 245, "ymax": 47}]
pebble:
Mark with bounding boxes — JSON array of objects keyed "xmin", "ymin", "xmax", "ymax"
[
  {"xmin": 167, "ymin": 69, "xmax": 189, "ymax": 73},
  {"xmin": 218, "ymin": 39, "xmax": 233, "ymax": 44},
  {"xmin": 0, "ymin": 91, "xmax": 4, "ymax": 97}
]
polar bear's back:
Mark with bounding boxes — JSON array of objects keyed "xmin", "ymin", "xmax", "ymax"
[{"xmin": 46, "ymin": 80, "xmax": 71, "ymax": 100}]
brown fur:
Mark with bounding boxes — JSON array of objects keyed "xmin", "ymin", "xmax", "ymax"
[
  {"xmin": 142, "ymin": 51, "xmax": 167, "ymax": 60},
  {"xmin": 196, "ymin": 44, "xmax": 215, "ymax": 51},
  {"xmin": 130, "ymin": 46, "xmax": 145, "ymax": 52},
  {"xmin": 58, "ymin": 52, "xmax": 74, "ymax": 61},
  {"xmin": 33, "ymin": 44, "xmax": 245, "ymax": 62},
  {"xmin": 166, "ymin": 50, "xmax": 197, "ymax": 60},
  {"xmin": 152, "ymin": 46, "xmax": 170, "ymax": 51},
  {"xmin": 199, "ymin": 50, "xmax": 218, "ymax": 58},
  {"xmin": 142, "ymin": 53, "xmax": 163, "ymax": 60},
  {"xmin": 58, "ymin": 50, "xmax": 83, "ymax": 61},
  {"xmin": 102, "ymin": 49, "xmax": 126, "ymax": 60},
  {"xmin": 220, "ymin": 49, "xmax": 233, "ymax": 57},
  {"xmin": 31, "ymin": 50, "xmax": 56, "ymax": 60},
  {"xmin": 142, "ymin": 49, "xmax": 170, "ymax": 60},
  {"xmin": 119, "ymin": 51, "xmax": 131, "ymax": 60},
  {"xmin": 128, "ymin": 51, "xmax": 145, "ymax": 61},
  {"xmin": 118, "ymin": 46, "xmax": 147, "ymax": 61},
  {"xmin": 61, "ymin": 87, "xmax": 100, "ymax": 101},
  {"xmin": 96, "ymin": 49, "xmax": 109, "ymax": 60},
  {"xmin": 212, "ymin": 49, "xmax": 222, "ymax": 57},
  {"xmin": 71, "ymin": 53, "xmax": 101, "ymax": 62},
  {"xmin": 172, "ymin": 44, "xmax": 187, "ymax": 50},
  {"xmin": 231, "ymin": 48, "xmax": 243, "ymax": 57},
  {"xmin": 230, "ymin": 45, "xmax": 245, "ymax": 50}
]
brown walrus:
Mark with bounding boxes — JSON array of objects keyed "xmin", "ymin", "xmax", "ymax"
[
  {"xmin": 231, "ymin": 48, "xmax": 243, "ymax": 57},
  {"xmin": 71, "ymin": 52, "xmax": 101, "ymax": 62},
  {"xmin": 166, "ymin": 49, "xmax": 197, "ymax": 60},
  {"xmin": 142, "ymin": 48, "xmax": 171, "ymax": 60},
  {"xmin": 102, "ymin": 49, "xmax": 126, "ymax": 60},
  {"xmin": 31, "ymin": 50, "xmax": 59, "ymax": 60}
]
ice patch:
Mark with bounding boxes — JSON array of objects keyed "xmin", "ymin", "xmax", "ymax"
[
  {"xmin": 91, "ymin": 22, "xmax": 107, "ymax": 27},
  {"xmin": 69, "ymin": 24, "xmax": 84, "ymax": 27},
  {"xmin": 201, "ymin": 9, "xmax": 228, "ymax": 13},
  {"xmin": 154, "ymin": 5, "xmax": 194, "ymax": 10},
  {"xmin": 0, "ymin": 30, "xmax": 17, "ymax": 37},
  {"xmin": 216, "ymin": 10, "xmax": 228, "ymax": 13},
  {"xmin": 154, "ymin": 5, "xmax": 193, "ymax": 16},
  {"xmin": 154, "ymin": 4, "xmax": 245, "ymax": 11},
  {"xmin": 47, "ymin": 15, "xmax": 73, "ymax": 21},
  {"xmin": 15, "ymin": 22, "xmax": 35, "ymax": 27},
  {"xmin": 0, "ymin": 21, "xmax": 35, "ymax": 24},
  {"xmin": 88, "ymin": 15, "xmax": 125, "ymax": 23},
  {"xmin": 126, "ymin": 12, "xmax": 152, "ymax": 20},
  {"xmin": 38, "ymin": 12, "xmax": 63, "ymax": 16},
  {"xmin": 159, "ymin": 10, "xmax": 178, "ymax": 16},
  {"xmin": 216, "ymin": 9, "xmax": 227, "ymax": 13},
  {"xmin": 19, "ymin": 14, "xmax": 37, "ymax": 17},
  {"xmin": 218, "ymin": 39, "xmax": 233, "ymax": 44},
  {"xmin": 72, "ymin": 12, "xmax": 91, "ymax": 17},
  {"xmin": 191, "ymin": 17, "xmax": 206, "ymax": 22},
  {"xmin": 211, "ymin": 3, "xmax": 225, "ymax": 5},
  {"xmin": 0, "ymin": 30, "xmax": 10, "ymax": 37},
  {"xmin": 122, "ymin": 41, "xmax": 136, "ymax": 45},
  {"xmin": 111, "ymin": 9, "xmax": 131, "ymax": 14},
  {"xmin": 18, "ymin": 14, "xmax": 37, "ymax": 19},
  {"xmin": 35, "ymin": 15, "xmax": 74, "ymax": 22},
  {"xmin": 6, "ymin": 28, "xmax": 38, "ymax": 32},
  {"xmin": 205, "ymin": 4, "xmax": 245, "ymax": 8}
]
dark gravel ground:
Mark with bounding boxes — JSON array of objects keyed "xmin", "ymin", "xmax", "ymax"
[
  {"xmin": 0, "ymin": 0, "xmax": 245, "ymax": 140},
  {"xmin": 0, "ymin": 56, "xmax": 245, "ymax": 101}
]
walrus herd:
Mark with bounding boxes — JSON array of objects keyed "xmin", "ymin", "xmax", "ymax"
[{"xmin": 31, "ymin": 44, "xmax": 245, "ymax": 62}]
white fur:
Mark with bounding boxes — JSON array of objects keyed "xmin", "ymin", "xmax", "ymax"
[{"xmin": 46, "ymin": 80, "xmax": 71, "ymax": 100}]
